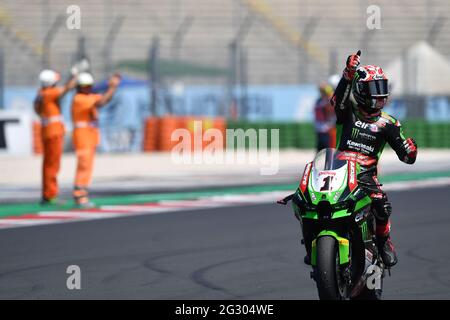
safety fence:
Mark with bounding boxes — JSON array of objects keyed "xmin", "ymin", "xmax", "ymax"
[
  {"xmin": 32, "ymin": 119, "xmax": 450, "ymax": 155},
  {"xmin": 226, "ymin": 120, "xmax": 450, "ymax": 149},
  {"xmin": 226, "ymin": 121, "xmax": 315, "ymax": 149}
]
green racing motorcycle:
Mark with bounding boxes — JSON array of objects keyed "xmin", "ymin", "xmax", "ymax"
[{"xmin": 279, "ymin": 148, "xmax": 387, "ymax": 300}]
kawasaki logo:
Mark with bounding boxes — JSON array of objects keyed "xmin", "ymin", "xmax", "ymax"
[{"xmin": 346, "ymin": 140, "xmax": 375, "ymax": 153}]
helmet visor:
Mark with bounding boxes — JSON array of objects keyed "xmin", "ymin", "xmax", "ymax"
[{"xmin": 359, "ymin": 79, "xmax": 389, "ymax": 97}]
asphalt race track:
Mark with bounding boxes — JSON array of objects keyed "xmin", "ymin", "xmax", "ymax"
[{"xmin": 0, "ymin": 186, "xmax": 449, "ymax": 299}]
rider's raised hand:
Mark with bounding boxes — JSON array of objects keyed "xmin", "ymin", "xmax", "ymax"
[{"xmin": 343, "ymin": 50, "xmax": 361, "ymax": 81}]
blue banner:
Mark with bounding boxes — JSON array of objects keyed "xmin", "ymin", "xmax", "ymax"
[{"xmin": 4, "ymin": 82, "xmax": 450, "ymax": 152}]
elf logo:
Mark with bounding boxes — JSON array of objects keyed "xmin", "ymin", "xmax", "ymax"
[{"xmin": 355, "ymin": 120, "xmax": 370, "ymax": 129}]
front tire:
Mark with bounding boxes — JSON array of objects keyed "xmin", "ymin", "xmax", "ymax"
[{"xmin": 315, "ymin": 236, "xmax": 341, "ymax": 300}]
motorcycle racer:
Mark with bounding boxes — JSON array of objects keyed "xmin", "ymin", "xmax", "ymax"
[{"xmin": 329, "ymin": 51, "xmax": 418, "ymax": 267}]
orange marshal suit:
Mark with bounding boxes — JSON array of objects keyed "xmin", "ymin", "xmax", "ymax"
[
  {"xmin": 37, "ymin": 87, "xmax": 65, "ymax": 200},
  {"xmin": 71, "ymin": 92, "xmax": 103, "ymax": 202}
]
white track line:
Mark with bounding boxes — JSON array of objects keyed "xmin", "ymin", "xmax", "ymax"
[
  {"xmin": 0, "ymin": 180, "xmax": 448, "ymax": 230},
  {"xmin": 99, "ymin": 205, "xmax": 180, "ymax": 213},
  {"xmin": 0, "ymin": 219, "xmax": 61, "ymax": 225},
  {"xmin": 37, "ymin": 211, "xmax": 123, "ymax": 218}
]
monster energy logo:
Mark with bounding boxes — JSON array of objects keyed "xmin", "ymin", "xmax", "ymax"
[
  {"xmin": 361, "ymin": 221, "xmax": 369, "ymax": 239},
  {"xmin": 352, "ymin": 128, "xmax": 360, "ymax": 139}
]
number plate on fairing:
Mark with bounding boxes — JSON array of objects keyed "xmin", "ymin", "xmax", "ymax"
[{"xmin": 310, "ymin": 166, "xmax": 347, "ymax": 193}]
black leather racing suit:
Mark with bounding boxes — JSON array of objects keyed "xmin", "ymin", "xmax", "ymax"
[{"xmin": 331, "ymin": 76, "xmax": 417, "ymax": 229}]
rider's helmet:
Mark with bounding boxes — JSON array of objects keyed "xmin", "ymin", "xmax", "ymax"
[{"xmin": 350, "ymin": 65, "xmax": 389, "ymax": 122}]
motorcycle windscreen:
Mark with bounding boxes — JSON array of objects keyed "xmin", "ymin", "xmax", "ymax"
[
  {"xmin": 311, "ymin": 148, "xmax": 348, "ymax": 193},
  {"xmin": 313, "ymin": 148, "xmax": 347, "ymax": 171}
]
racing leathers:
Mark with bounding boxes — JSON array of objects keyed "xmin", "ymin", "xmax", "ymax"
[{"xmin": 330, "ymin": 76, "xmax": 418, "ymax": 267}]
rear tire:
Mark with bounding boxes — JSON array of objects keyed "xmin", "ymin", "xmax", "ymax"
[{"xmin": 315, "ymin": 236, "xmax": 341, "ymax": 300}]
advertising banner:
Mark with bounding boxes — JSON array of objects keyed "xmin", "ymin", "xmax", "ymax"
[{"xmin": 0, "ymin": 110, "xmax": 33, "ymax": 155}]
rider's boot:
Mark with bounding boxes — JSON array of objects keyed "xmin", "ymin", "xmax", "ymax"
[{"xmin": 376, "ymin": 220, "xmax": 398, "ymax": 267}]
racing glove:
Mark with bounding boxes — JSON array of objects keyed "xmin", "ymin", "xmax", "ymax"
[
  {"xmin": 343, "ymin": 50, "xmax": 361, "ymax": 81},
  {"xmin": 402, "ymin": 138, "xmax": 417, "ymax": 164},
  {"xmin": 70, "ymin": 58, "xmax": 90, "ymax": 76}
]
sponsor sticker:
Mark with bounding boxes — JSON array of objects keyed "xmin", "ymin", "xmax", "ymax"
[
  {"xmin": 300, "ymin": 162, "xmax": 312, "ymax": 193},
  {"xmin": 348, "ymin": 161, "xmax": 357, "ymax": 192},
  {"xmin": 318, "ymin": 171, "xmax": 337, "ymax": 176}
]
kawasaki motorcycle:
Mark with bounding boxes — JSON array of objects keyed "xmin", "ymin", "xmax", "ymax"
[{"xmin": 279, "ymin": 148, "xmax": 387, "ymax": 300}]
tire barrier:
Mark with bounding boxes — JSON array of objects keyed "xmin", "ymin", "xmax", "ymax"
[{"xmin": 143, "ymin": 116, "xmax": 227, "ymax": 152}]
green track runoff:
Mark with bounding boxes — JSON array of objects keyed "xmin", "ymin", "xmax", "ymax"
[{"xmin": 1, "ymin": 170, "xmax": 450, "ymax": 218}]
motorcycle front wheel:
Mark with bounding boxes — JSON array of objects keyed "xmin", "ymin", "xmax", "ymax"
[{"xmin": 315, "ymin": 236, "xmax": 348, "ymax": 300}]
